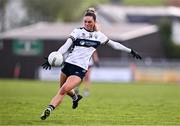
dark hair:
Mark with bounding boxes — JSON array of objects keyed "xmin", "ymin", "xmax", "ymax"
[{"xmin": 84, "ymin": 12, "xmax": 96, "ymax": 22}]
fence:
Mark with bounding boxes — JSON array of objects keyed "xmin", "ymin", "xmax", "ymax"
[{"xmin": 38, "ymin": 58, "xmax": 180, "ymax": 83}]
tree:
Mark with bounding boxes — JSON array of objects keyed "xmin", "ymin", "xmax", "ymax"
[
  {"xmin": 24, "ymin": 0, "xmax": 109, "ymax": 22},
  {"xmin": 24, "ymin": 0, "xmax": 63, "ymax": 22},
  {"xmin": 159, "ymin": 19, "xmax": 180, "ymax": 58},
  {"xmin": 0, "ymin": 0, "xmax": 7, "ymax": 32}
]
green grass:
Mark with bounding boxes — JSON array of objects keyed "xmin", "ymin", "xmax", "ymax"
[{"xmin": 0, "ymin": 79, "xmax": 180, "ymax": 126}]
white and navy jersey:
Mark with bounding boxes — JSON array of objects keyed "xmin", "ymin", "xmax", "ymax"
[{"xmin": 65, "ymin": 27, "xmax": 108, "ymax": 70}]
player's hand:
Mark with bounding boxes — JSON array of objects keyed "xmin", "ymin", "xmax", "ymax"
[
  {"xmin": 42, "ymin": 57, "xmax": 51, "ymax": 70},
  {"xmin": 130, "ymin": 49, "xmax": 142, "ymax": 60}
]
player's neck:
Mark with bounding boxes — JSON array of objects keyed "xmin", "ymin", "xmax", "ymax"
[{"xmin": 83, "ymin": 27, "xmax": 94, "ymax": 32}]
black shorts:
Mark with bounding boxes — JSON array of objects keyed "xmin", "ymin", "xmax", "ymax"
[{"xmin": 61, "ymin": 62, "xmax": 87, "ymax": 80}]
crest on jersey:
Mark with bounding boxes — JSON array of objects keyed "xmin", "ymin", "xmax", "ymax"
[
  {"xmin": 81, "ymin": 33, "xmax": 86, "ymax": 39},
  {"xmin": 89, "ymin": 33, "xmax": 93, "ymax": 38},
  {"xmin": 94, "ymin": 34, "xmax": 98, "ymax": 39}
]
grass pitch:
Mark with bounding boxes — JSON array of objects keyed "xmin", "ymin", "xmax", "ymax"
[{"xmin": 0, "ymin": 79, "xmax": 180, "ymax": 126}]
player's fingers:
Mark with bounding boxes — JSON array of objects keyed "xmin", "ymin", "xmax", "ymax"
[
  {"xmin": 42, "ymin": 65, "xmax": 46, "ymax": 69},
  {"xmin": 137, "ymin": 55, "xmax": 142, "ymax": 59},
  {"xmin": 42, "ymin": 62, "xmax": 48, "ymax": 66},
  {"xmin": 136, "ymin": 55, "xmax": 139, "ymax": 59},
  {"xmin": 45, "ymin": 66, "xmax": 48, "ymax": 70},
  {"xmin": 43, "ymin": 64, "xmax": 48, "ymax": 69}
]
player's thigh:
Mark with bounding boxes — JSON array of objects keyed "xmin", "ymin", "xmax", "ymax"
[{"xmin": 62, "ymin": 75, "xmax": 82, "ymax": 92}]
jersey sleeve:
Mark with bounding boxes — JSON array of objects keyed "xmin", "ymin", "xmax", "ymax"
[
  {"xmin": 57, "ymin": 38, "xmax": 73, "ymax": 55},
  {"xmin": 99, "ymin": 32, "xmax": 109, "ymax": 44},
  {"xmin": 69, "ymin": 28, "xmax": 79, "ymax": 41},
  {"xmin": 107, "ymin": 40, "xmax": 131, "ymax": 53}
]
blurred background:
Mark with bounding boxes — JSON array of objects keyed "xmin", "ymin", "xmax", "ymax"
[{"xmin": 0, "ymin": 0, "xmax": 180, "ymax": 83}]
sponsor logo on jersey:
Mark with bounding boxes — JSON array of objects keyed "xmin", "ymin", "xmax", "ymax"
[
  {"xmin": 85, "ymin": 41, "xmax": 98, "ymax": 46},
  {"xmin": 74, "ymin": 39, "xmax": 100, "ymax": 48},
  {"xmin": 80, "ymin": 40, "xmax": 86, "ymax": 45}
]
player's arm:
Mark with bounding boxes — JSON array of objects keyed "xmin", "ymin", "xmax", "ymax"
[
  {"xmin": 57, "ymin": 37, "xmax": 73, "ymax": 54},
  {"xmin": 107, "ymin": 39, "xmax": 142, "ymax": 59},
  {"xmin": 58, "ymin": 28, "xmax": 79, "ymax": 54},
  {"xmin": 92, "ymin": 50, "xmax": 100, "ymax": 67}
]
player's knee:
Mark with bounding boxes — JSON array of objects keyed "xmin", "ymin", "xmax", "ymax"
[
  {"xmin": 59, "ymin": 85, "xmax": 69, "ymax": 95},
  {"xmin": 59, "ymin": 86, "xmax": 65, "ymax": 95}
]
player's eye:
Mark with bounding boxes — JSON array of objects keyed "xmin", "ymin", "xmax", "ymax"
[{"xmin": 84, "ymin": 21, "xmax": 92, "ymax": 23}]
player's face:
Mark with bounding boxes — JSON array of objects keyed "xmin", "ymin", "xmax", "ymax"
[{"xmin": 83, "ymin": 16, "xmax": 95, "ymax": 31}]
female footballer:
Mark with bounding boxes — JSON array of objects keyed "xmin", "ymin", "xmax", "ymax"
[{"xmin": 41, "ymin": 8, "xmax": 141, "ymax": 120}]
